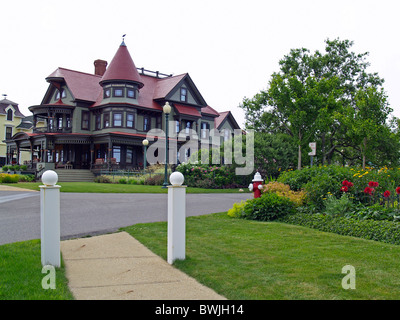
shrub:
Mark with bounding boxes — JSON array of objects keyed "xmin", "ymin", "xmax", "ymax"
[
  {"xmin": 17, "ymin": 174, "xmax": 35, "ymax": 182},
  {"xmin": 262, "ymin": 181, "xmax": 306, "ymax": 207},
  {"xmin": 119, "ymin": 178, "xmax": 127, "ymax": 184},
  {"xmin": 144, "ymin": 174, "xmax": 164, "ymax": 186},
  {"xmin": 281, "ymin": 212, "xmax": 400, "ymax": 246},
  {"xmin": 94, "ymin": 175, "xmax": 112, "ymax": 183},
  {"xmin": 323, "ymin": 193, "xmax": 355, "ymax": 217},
  {"xmin": 241, "ymin": 193, "xmax": 296, "ymax": 221},
  {"xmin": 2, "ymin": 166, "xmax": 8, "ymax": 172},
  {"xmin": 227, "ymin": 200, "xmax": 247, "ymax": 218},
  {"xmin": 0, "ymin": 174, "xmax": 19, "ymax": 183}
]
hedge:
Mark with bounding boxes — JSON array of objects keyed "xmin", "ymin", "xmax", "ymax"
[{"xmin": 280, "ymin": 213, "xmax": 400, "ymax": 246}]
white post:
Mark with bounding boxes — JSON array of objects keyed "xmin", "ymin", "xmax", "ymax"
[
  {"xmin": 167, "ymin": 172, "xmax": 186, "ymax": 264},
  {"xmin": 40, "ymin": 170, "xmax": 61, "ymax": 267}
]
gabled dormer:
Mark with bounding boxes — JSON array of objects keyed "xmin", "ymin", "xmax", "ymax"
[
  {"xmin": 161, "ymin": 73, "xmax": 207, "ymax": 108},
  {"xmin": 99, "ymin": 41, "xmax": 144, "ymax": 105}
]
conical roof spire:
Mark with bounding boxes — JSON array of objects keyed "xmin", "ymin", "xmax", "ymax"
[{"xmin": 100, "ymin": 40, "xmax": 143, "ymax": 88}]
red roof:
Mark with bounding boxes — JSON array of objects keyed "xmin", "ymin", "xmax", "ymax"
[
  {"xmin": 153, "ymin": 74, "xmax": 186, "ymax": 99},
  {"xmin": 174, "ymin": 104, "xmax": 201, "ymax": 117},
  {"xmin": 47, "ymin": 68, "xmax": 102, "ymax": 102},
  {"xmin": 215, "ymin": 111, "xmax": 230, "ymax": 129},
  {"xmin": 201, "ymin": 105, "xmax": 219, "ymax": 117},
  {"xmin": 100, "ymin": 43, "xmax": 143, "ymax": 87}
]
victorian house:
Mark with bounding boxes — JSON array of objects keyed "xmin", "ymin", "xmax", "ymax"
[{"xmin": 5, "ymin": 40, "xmax": 240, "ymax": 171}]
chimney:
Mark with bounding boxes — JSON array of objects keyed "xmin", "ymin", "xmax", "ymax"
[{"xmin": 94, "ymin": 59, "xmax": 108, "ymax": 76}]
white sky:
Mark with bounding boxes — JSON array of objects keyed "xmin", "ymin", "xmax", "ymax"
[{"xmin": 1, "ymin": 0, "xmax": 399, "ymax": 127}]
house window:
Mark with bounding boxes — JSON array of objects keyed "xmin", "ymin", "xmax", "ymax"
[
  {"xmin": 55, "ymin": 89, "xmax": 66, "ymax": 100},
  {"xmin": 95, "ymin": 114, "xmax": 101, "ymax": 130},
  {"xmin": 185, "ymin": 121, "xmax": 191, "ymax": 134},
  {"xmin": 113, "ymin": 113, "xmax": 122, "ymax": 127},
  {"xmin": 6, "ymin": 109, "xmax": 13, "ymax": 121},
  {"xmin": 224, "ymin": 129, "xmax": 231, "ymax": 141},
  {"xmin": 127, "ymin": 89, "xmax": 136, "ymax": 99},
  {"xmin": 176, "ymin": 120, "xmax": 180, "ymax": 133},
  {"xmin": 57, "ymin": 115, "xmax": 63, "ymax": 129},
  {"xmin": 66, "ymin": 115, "xmax": 71, "ymax": 128},
  {"xmin": 113, "ymin": 88, "xmax": 124, "ymax": 97},
  {"xmin": 81, "ymin": 111, "xmax": 90, "ymax": 130},
  {"xmin": 104, "ymin": 88, "xmax": 111, "ymax": 98},
  {"xmin": 126, "ymin": 113, "xmax": 135, "ymax": 128},
  {"xmin": 143, "ymin": 116, "xmax": 151, "ymax": 131},
  {"xmin": 201, "ymin": 122, "xmax": 210, "ymax": 139},
  {"xmin": 113, "ymin": 146, "xmax": 121, "ymax": 163},
  {"xmin": 104, "ymin": 113, "xmax": 110, "ymax": 128},
  {"xmin": 156, "ymin": 116, "xmax": 162, "ymax": 129},
  {"xmin": 126, "ymin": 147, "xmax": 133, "ymax": 164},
  {"xmin": 5, "ymin": 127, "xmax": 12, "ymax": 140},
  {"xmin": 180, "ymin": 87, "xmax": 187, "ymax": 102}
]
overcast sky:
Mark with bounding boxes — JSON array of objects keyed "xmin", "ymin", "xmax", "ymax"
[{"xmin": 1, "ymin": 0, "xmax": 399, "ymax": 127}]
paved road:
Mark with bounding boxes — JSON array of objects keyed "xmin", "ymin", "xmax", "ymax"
[{"xmin": 0, "ymin": 191, "xmax": 252, "ymax": 245}]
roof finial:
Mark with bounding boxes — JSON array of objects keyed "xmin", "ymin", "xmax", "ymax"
[
  {"xmin": 121, "ymin": 34, "xmax": 126, "ymax": 46},
  {"xmin": 2, "ymin": 94, "xmax": 7, "ymax": 100}
]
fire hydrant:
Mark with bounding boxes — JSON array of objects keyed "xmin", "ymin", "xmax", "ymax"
[{"xmin": 248, "ymin": 172, "xmax": 264, "ymax": 198}]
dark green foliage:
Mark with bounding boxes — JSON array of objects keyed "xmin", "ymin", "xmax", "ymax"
[
  {"xmin": 241, "ymin": 193, "xmax": 296, "ymax": 221},
  {"xmin": 281, "ymin": 213, "xmax": 400, "ymax": 246}
]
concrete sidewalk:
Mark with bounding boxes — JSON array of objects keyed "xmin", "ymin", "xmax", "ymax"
[{"xmin": 60, "ymin": 231, "xmax": 226, "ymax": 300}]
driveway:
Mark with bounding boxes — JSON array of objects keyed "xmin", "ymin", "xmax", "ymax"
[{"xmin": 0, "ymin": 190, "xmax": 252, "ymax": 245}]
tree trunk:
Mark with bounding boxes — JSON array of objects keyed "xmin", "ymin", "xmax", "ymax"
[
  {"xmin": 298, "ymin": 144, "xmax": 302, "ymax": 170},
  {"xmin": 321, "ymin": 133, "xmax": 326, "ymax": 165},
  {"xmin": 362, "ymin": 137, "xmax": 367, "ymax": 170}
]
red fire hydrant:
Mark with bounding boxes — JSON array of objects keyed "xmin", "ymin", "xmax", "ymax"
[{"xmin": 248, "ymin": 172, "xmax": 264, "ymax": 198}]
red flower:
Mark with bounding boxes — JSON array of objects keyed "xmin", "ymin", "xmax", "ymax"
[
  {"xmin": 364, "ymin": 187, "xmax": 373, "ymax": 195},
  {"xmin": 342, "ymin": 180, "xmax": 354, "ymax": 188},
  {"xmin": 384, "ymin": 190, "xmax": 391, "ymax": 198},
  {"xmin": 368, "ymin": 181, "xmax": 379, "ymax": 188},
  {"xmin": 396, "ymin": 187, "xmax": 400, "ymax": 194},
  {"xmin": 341, "ymin": 186, "xmax": 348, "ymax": 192}
]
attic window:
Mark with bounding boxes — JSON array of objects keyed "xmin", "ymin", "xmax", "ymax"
[
  {"xmin": 7, "ymin": 109, "xmax": 13, "ymax": 121},
  {"xmin": 55, "ymin": 89, "xmax": 66, "ymax": 100},
  {"xmin": 180, "ymin": 87, "xmax": 187, "ymax": 102}
]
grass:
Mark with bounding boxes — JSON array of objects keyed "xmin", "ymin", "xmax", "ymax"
[
  {"xmin": 0, "ymin": 239, "xmax": 74, "ymax": 300},
  {"xmin": 123, "ymin": 212, "xmax": 400, "ymax": 300},
  {"xmin": 4, "ymin": 210, "xmax": 400, "ymax": 300},
  {"xmin": 2, "ymin": 182, "xmax": 249, "ymax": 193}
]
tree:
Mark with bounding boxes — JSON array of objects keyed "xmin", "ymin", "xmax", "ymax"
[{"xmin": 240, "ymin": 38, "xmax": 398, "ymax": 169}]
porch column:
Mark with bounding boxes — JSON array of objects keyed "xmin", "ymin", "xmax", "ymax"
[
  {"xmin": 108, "ymin": 139, "xmax": 112, "ymax": 169},
  {"xmin": 15, "ymin": 142, "xmax": 20, "ymax": 165},
  {"xmin": 90, "ymin": 143, "xmax": 94, "ymax": 168}
]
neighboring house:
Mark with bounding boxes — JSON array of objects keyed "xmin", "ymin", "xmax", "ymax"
[
  {"xmin": 5, "ymin": 40, "xmax": 240, "ymax": 170},
  {"xmin": 0, "ymin": 98, "xmax": 32, "ymax": 166}
]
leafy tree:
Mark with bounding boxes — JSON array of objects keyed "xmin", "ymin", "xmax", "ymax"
[{"xmin": 240, "ymin": 38, "xmax": 399, "ymax": 169}]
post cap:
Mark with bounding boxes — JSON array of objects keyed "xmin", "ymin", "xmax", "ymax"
[
  {"xmin": 41, "ymin": 170, "xmax": 58, "ymax": 186},
  {"xmin": 170, "ymin": 171, "xmax": 184, "ymax": 186}
]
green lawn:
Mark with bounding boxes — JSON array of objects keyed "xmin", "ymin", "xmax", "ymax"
[
  {"xmin": 0, "ymin": 239, "xmax": 74, "ymax": 300},
  {"xmin": 3, "ymin": 182, "xmax": 249, "ymax": 194},
  {"xmin": 123, "ymin": 212, "xmax": 400, "ymax": 300},
  {"xmin": 3, "ymin": 211, "xmax": 400, "ymax": 300}
]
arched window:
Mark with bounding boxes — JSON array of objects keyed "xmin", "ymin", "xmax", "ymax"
[{"xmin": 7, "ymin": 109, "xmax": 13, "ymax": 121}]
